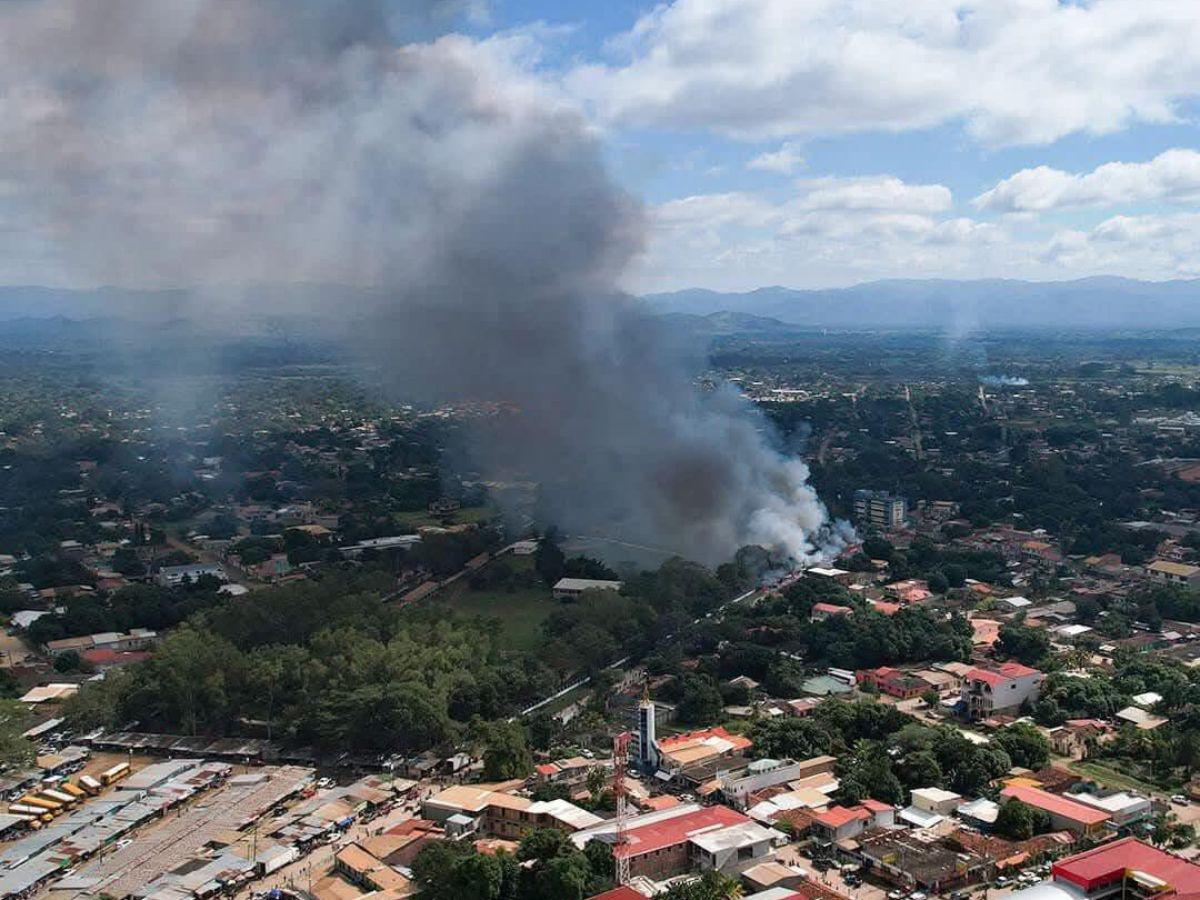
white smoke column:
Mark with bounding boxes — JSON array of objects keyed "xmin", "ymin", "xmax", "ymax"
[{"xmin": 0, "ymin": 0, "xmax": 843, "ymax": 565}]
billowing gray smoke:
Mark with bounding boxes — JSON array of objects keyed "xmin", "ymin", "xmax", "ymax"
[{"xmin": 0, "ymin": 0, "xmax": 842, "ymax": 564}]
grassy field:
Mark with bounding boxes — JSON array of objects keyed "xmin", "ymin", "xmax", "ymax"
[
  {"xmin": 430, "ymin": 555, "xmax": 557, "ymax": 651},
  {"xmin": 394, "ymin": 505, "xmax": 497, "ymax": 531},
  {"xmin": 1068, "ymin": 759, "xmax": 1168, "ymax": 795}
]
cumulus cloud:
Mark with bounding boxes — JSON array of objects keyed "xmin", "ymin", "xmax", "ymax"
[
  {"xmin": 630, "ymin": 175, "xmax": 1008, "ymax": 292},
  {"xmin": 747, "ymin": 143, "xmax": 805, "ymax": 174},
  {"xmin": 649, "ymin": 176, "xmax": 953, "ymax": 249},
  {"xmin": 1040, "ymin": 213, "xmax": 1200, "ymax": 276},
  {"xmin": 569, "ymin": 0, "xmax": 1200, "ymax": 146},
  {"xmin": 795, "ymin": 176, "xmax": 952, "ymax": 213},
  {"xmin": 975, "ymin": 149, "xmax": 1200, "ymax": 212}
]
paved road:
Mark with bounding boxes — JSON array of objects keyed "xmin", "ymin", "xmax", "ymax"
[
  {"xmin": 778, "ymin": 845, "xmax": 885, "ymax": 900},
  {"xmin": 0, "ymin": 629, "xmax": 33, "ymax": 668}
]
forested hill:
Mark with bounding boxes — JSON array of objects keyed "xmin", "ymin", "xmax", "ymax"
[{"xmin": 641, "ymin": 277, "xmax": 1200, "ymax": 331}]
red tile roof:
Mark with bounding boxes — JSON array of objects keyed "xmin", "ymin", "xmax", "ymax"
[
  {"xmin": 814, "ymin": 805, "xmax": 872, "ymax": 828},
  {"xmin": 1000, "ymin": 785, "xmax": 1109, "ymax": 826},
  {"xmin": 80, "ymin": 648, "xmax": 151, "ymax": 666},
  {"xmin": 967, "ymin": 668, "xmax": 1008, "ymax": 687},
  {"xmin": 385, "ymin": 818, "xmax": 442, "ymax": 837},
  {"xmin": 639, "ymin": 795, "xmax": 682, "ymax": 811},
  {"xmin": 997, "ymin": 661, "xmax": 1041, "ymax": 678},
  {"xmin": 589, "ymin": 888, "xmax": 647, "ymax": 900},
  {"xmin": 657, "ymin": 726, "xmax": 752, "ymax": 752},
  {"xmin": 1053, "ymin": 837, "xmax": 1200, "ymax": 895},
  {"xmin": 616, "ymin": 805, "xmax": 749, "ymax": 859},
  {"xmin": 860, "ymin": 799, "xmax": 894, "ymax": 813},
  {"xmin": 812, "ymin": 602, "xmax": 851, "ymax": 615},
  {"xmin": 967, "ymin": 661, "xmax": 1042, "ymax": 687}
]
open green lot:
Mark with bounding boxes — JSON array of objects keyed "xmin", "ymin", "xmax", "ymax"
[
  {"xmin": 1068, "ymin": 759, "xmax": 1168, "ymax": 795},
  {"xmin": 394, "ymin": 505, "xmax": 497, "ymax": 531},
  {"xmin": 428, "ymin": 554, "xmax": 557, "ymax": 651}
]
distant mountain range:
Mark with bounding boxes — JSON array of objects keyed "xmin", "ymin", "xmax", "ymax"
[
  {"xmin": 641, "ymin": 277, "xmax": 1200, "ymax": 331},
  {"xmin": 659, "ymin": 310, "xmax": 800, "ymax": 336},
  {"xmin": 4, "ymin": 277, "xmax": 1200, "ymax": 332}
]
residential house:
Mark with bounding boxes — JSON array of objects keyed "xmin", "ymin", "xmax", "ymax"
[
  {"xmin": 810, "ymin": 603, "xmax": 851, "ymax": 622},
  {"xmin": 856, "ymin": 667, "xmax": 928, "ymax": 700},
  {"xmin": 552, "ymin": 578, "xmax": 623, "ymax": 600},
  {"xmin": 811, "ymin": 801, "xmax": 894, "ymax": 844},
  {"xmin": 962, "ymin": 662, "xmax": 1045, "ymax": 721},
  {"xmin": 157, "ymin": 563, "xmax": 227, "ymax": 587},
  {"xmin": 1145, "ymin": 560, "xmax": 1200, "ymax": 588}
]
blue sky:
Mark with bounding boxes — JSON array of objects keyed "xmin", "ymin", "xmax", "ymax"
[
  {"xmin": 459, "ymin": 0, "xmax": 1200, "ymax": 293},
  {"xmin": 3, "ymin": 0, "xmax": 1200, "ymax": 295}
]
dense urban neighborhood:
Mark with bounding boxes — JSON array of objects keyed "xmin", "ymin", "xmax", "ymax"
[
  {"xmin": 0, "ymin": 326, "xmax": 1196, "ymax": 899},
  {"xmin": 4, "ymin": 0, "xmax": 1200, "ymax": 897}
]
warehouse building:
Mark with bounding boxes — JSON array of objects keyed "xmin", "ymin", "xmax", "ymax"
[{"xmin": 999, "ymin": 785, "xmax": 1109, "ymax": 837}]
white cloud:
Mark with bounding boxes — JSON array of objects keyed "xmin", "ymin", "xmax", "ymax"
[
  {"xmin": 628, "ymin": 177, "xmax": 1200, "ymax": 293},
  {"xmin": 569, "ymin": 0, "xmax": 1200, "ymax": 146},
  {"xmin": 975, "ymin": 149, "xmax": 1200, "ymax": 212},
  {"xmin": 629, "ymin": 175, "xmax": 1009, "ymax": 292},
  {"xmin": 794, "ymin": 176, "xmax": 952, "ymax": 213},
  {"xmin": 1041, "ymin": 213, "xmax": 1200, "ymax": 276},
  {"xmin": 747, "ymin": 142, "xmax": 805, "ymax": 174}
]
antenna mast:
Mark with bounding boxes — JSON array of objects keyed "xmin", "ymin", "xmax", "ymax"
[{"xmin": 612, "ymin": 730, "xmax": 632, "ymax": 885}]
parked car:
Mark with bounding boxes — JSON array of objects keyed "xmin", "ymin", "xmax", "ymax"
[{"xmin": 1172, "ymin": 795, "xmax": 1188, "ymax": 805}]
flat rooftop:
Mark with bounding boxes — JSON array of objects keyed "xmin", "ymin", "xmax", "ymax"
[{"xmin": 1052, "ymin": 837, "xmax": 1200, "ymax": 894}]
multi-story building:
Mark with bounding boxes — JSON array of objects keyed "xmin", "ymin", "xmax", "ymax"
[
  {"xmin": 1145, "ymin": 559, "xmax": 1200, "ymax": 588},
  {"xmin": 856, "ymin": 667, "xmax": 928, "ymax": 700},
  {"xmin": 570, "ymin": 803, "xmax": 781, "ymax": 880},
  {"xmin": 719, "ymin": 756, "xmax": 836, "ymax": 810},
  {"xmin": 422, "ymin": 786, "xmax": 602, "ymax": 840},
  {"xmin": 961, "ymin": 662, "xmax": 1044, "ymax": 720},
  {"xmin": 854, "ymin": 490, "xmax": 908, "ymax": 530},
  {"xmin": 1065, "ymin": 790, "xmax": 1153, "ymax": 827}
]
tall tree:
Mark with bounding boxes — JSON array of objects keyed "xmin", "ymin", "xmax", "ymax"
[{"xmin": 0, "ymin": 701, "xmax": 33, "ymax": 769}]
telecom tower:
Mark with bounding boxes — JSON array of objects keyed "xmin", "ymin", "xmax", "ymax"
[{"xmin": 612, "ymin": 730, "xmax": 632, "ymax": 886}]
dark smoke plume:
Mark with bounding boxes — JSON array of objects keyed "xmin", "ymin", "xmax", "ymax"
[{"xmin": 0, "ymin": 0, "xmax": 842, "ymax": 564}]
